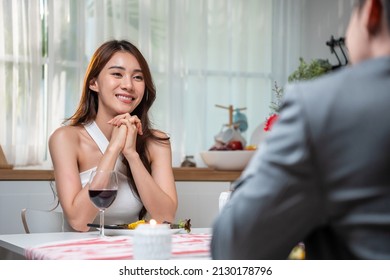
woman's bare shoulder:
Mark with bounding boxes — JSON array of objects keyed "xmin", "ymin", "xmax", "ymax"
[
  {"xmin": 147, "ymin": 129, "xmax": 171, "ymax": 156},
  {"xmin": 49, "ymin": 125, "xmax": 84, "ymax": 149},
  {"xmin": 150, "ymin": 129, "xmax": 170, "ymax": 140}
]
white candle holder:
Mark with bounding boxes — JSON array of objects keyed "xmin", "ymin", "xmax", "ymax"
[{"xmin": 133, "ymin": 222, "xmax": 172, "ymax": 260}]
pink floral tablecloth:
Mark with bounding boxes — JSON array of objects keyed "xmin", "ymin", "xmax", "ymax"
[{"xmin": 25, "ymin": 234, "xmax": 211, "ymax": 260}]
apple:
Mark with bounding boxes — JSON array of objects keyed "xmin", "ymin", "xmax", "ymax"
[{"xmin": 227, "ymin": 141, "xmax": 243, "ymax": 150}]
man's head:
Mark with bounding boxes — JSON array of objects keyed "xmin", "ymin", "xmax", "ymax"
[{"xmin": 346, "ymin": 0, "xmax": 390, "ymax": 64}]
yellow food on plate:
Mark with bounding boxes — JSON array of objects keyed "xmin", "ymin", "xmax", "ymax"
[
  {"xmin": 127, "ymin": 219, "xmax": 146, "ymax": 229},
  {"xmin": 125, "ymin": 218, "xmax": 192, "ymax": 233}
]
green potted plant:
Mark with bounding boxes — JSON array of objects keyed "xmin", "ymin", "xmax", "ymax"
[
  {"xmin": 288, "ymin": 57, "xmax": 333, "ymax": 82},
  {"xmin": 264, "ymin": 57, "xmax": 333, "ymax": 132}
]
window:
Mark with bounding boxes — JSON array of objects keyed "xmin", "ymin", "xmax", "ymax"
[{"xmin": 1, "ymin": 0, "xmax": 300, "ymax": 167}]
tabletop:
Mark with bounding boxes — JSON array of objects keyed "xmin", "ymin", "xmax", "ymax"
[{"xmin": 0, "ymin": 228, "xmax": 212, "ymax": 260}]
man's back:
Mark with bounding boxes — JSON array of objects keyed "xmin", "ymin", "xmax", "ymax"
[
  {"xmin": 289, "ymin": 57, "xmax": 390, "ymax": 259},
  {"xmin": 211, "ymin": 0, "xmax": 390, "ymax": 259},
  {"xmin": 211, "ymin": 58, "xmax": 390, "ymax": 259}
]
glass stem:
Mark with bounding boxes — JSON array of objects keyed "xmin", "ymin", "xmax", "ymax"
[{"xmin": 99, "ymin": 209, "xmax": 105, "ymax": 237}]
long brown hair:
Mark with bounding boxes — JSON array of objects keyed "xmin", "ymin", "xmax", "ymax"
[{"xmin": 67, "ymin": 40, "xmax": 169, "ymax": 219}]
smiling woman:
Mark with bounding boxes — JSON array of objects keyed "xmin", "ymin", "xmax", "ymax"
[{"xmin": 49, "ymin": 40, "xmax": 178, "ymax": 232}]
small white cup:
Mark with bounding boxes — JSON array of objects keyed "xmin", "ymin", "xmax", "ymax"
[{"xmin": 133, "ymin": 223, "xmax": 171, "ymax": 260}]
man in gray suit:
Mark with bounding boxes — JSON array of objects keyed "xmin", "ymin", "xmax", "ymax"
[{"xmin": 211, "ymin": 0, "xmax": 390, "ymax": 259}]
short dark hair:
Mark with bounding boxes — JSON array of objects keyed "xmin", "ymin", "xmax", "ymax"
[{"xmin": 383, "ymin": 0, "xmax": 390, "ymax": 30}]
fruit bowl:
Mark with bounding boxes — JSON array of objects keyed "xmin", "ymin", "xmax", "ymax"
[{"xmin": 200, "ymin": 150, "xmax": 256, "ymax": 171}]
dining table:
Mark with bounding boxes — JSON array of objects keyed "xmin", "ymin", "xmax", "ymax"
[{"xmin": 0, "ymin": 228, "xmax": 212, "ymax": 260}]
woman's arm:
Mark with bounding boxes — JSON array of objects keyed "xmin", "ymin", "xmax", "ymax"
[
  {"xmin": 48, "ymin": 126, "xmax": 98, "ymax": 231},
  {"xmin": 49, "ymin": 124, "xmax": 127, "ymax": 231},
  {"xmin": 110, "ymin": 114, "xmax": 178, "ymax": 222},
  {"xmin": 123, "ymin": 133, "xmax": 177, "ymax": 223}
]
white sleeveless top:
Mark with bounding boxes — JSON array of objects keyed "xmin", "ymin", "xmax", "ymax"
[{"xmin": 81, "ymin": 121, "xmax": 143, "ymax": 224}]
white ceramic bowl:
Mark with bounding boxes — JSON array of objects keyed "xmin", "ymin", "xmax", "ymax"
[{"xmin": 200, "ymin": 150, "xmax": 256, "ymax": 171}]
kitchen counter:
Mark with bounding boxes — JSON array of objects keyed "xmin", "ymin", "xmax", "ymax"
[{"xmin": 0, "ymin": 167, "xmax": 241, "ymax": 182}]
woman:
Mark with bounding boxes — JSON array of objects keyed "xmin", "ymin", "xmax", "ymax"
[{"xmin": 49, "ymin": 40, "xmax": 177, "ymax": 232}]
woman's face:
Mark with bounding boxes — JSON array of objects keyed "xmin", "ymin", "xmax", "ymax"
[{"xmin": 89, "ymin": 51, "xmax": 145, "ymax": 117}]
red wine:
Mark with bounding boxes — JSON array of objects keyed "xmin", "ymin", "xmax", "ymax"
[{"xmin": 89, "ymin": 190, "xmax": 117, "ymax": 209}]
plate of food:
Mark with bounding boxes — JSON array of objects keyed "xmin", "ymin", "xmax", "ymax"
[{"xmin": 88, "ymin": 219, "xmax": 192, "ymax": 236}]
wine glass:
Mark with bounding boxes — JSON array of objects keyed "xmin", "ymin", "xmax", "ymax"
[{"xmin": 88, "ymin": 170, "xmax": 118, "ymax": 237}]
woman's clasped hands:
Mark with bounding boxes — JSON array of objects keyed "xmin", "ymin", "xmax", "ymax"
[{"xmin": 108, "ymin": 113, "xmax": 143, "ymax": 157}]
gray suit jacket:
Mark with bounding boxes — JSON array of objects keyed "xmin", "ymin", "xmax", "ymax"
[{"xmin": 211, "ymin": 57, "xmax": 390, "ymax": 259}]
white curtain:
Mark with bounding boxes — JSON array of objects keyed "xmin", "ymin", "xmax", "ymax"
[
  {"xmin": 146, "ymin": 0, "xmax": 275, "ymax": 166},
  {"xmin": 0, "ymin": 0, "xmax": 304, "ymax": 167},
  {"xmin": 0, "ymin": 0, "xmax": 42, "ymax": 166},
  {"xmin": 272, "ymin": 0, "xmax": 305, "ymax": 85}
]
